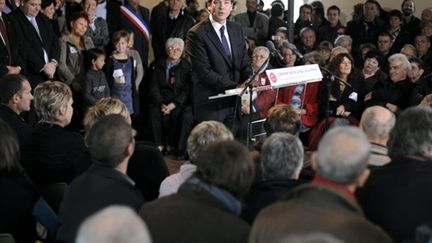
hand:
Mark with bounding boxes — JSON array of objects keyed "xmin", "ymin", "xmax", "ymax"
[
  {"xmin": 294, "ymin": 108, "xmax": 306, "ymax": 115},
  {"xmin": 43, "ymin": 62, "xmax": 57, "ymax": 78},
  {"xmin": 7, "ymin": 66, "xmax": 21, "ymax": 74},
  {"xmin": 336, "ymin": 105, "xmax": 350, "ymax": 117},
  {"xmin": 385, "ymin": 103, "xmax": 398, "ymax": 113},
  {"xmin": 364, "ymin": 92, "xmax": 372, "ymax": 101}
]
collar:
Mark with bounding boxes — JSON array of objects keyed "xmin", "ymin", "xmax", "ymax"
[
  {"xmin": 312, "ymin": 175, "xmax": 355, "ymax": 199},
  {"xmin": 188, "ymin": 177, "xmax": 242, "ymax": 215},
  {"xmin": 210, "ymin": 14, "xmax": 226, "ymax": 29}
]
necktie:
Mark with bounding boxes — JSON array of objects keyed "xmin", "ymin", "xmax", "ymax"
[
  {"xmin": 0, "ymin": 16, "xmax": 10, "ymax": 58},
  {"xmin": 219, "ymin": 25, "xmax": 231, "ymax": 58},
  {"xmin": 30, "ymin": 17, "xmax": 41, "ymax": 39}
]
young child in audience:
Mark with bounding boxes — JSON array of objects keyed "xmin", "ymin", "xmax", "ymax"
[
  {"xmin": 106, "ymin": 30, "xmax": 138, "ymax": 115},
  {"xmin": 83, "ymin": 48, "xmax": 110, "ymax": 109},
  {"xmin": 125, "ymin": 30, "xmax": 144, "ymax": 92}
]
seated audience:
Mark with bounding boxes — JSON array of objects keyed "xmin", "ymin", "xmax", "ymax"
[
  {"xmin": 249, "ymin": 127, "xmax": 393, "ymax": 243},
  {"xmin": 241, "ymin": 132, "xmax": 305, "ymax": 223},
  {"xmin": 359, "ymin": 106, "xmax": 395, "ymax": 168},
  {"xmin": 358, "ymin": 106, "xmax": 432, "ymax": 242},
  {"xmin": 159, "ymin": 121, "xmax": 234, "ymax": 197},
  {"xmin": 410, "ymin": 57, "xmax": 431, "ymax": 105},
  {"xmin": 140, "ymin": 140, "xmax": 255, "ymax": 243},
  {"xmin": 76, "ymin": 206, "xmax": 152, "ymax": 243},
  {"xmin": 57, "ymin": 115, "xmax": 144, "ymax": 243},
  {"xmin": 400, "ymin": 44, "xmax": 418, "ymax": 58},
  {"xmin": 21, "ymin": 81, "xmax": 88, "ymax": 183},
  {"xmin": 0, "ymin": 74, "xmax": 33, "ymax": 147}
]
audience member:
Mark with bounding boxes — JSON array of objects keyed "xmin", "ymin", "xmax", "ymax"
[
  {"xmin": 234, "ymin": 0, "xmax": 269, "ymax": 46},
  {"xmin": 82, "ymin": 48, "xmax": 110, "ymax": 108},
  {"xmin": 377, "ymin": 32, "xmax": 394, "ymax": 64},
  {"xmin": 296, "ymin": 27, "xmax": 317, "ymax": 55},
  {"xmin": 409, "ymin": 57, "xmax": 430, "ymax": 105},
  {"xmin": 0, "ymin": 0, "xmax": 25, "ymax": 76},
  {"xmin": 387, "ymin": 9, "xmax": 412, "ymax": 55},
  {"xmin": 76, "ymin": 206, "xmax": 152, "ymax": 243},
  {"xmin": 184, "ymin": 0, "xmax": 199, "ymax": 20},
  {"xmin": 0, "ymin": 74, "xmax": 33, "ymax": 147},
  {"xmin": 318, "ymin": 5, "xmax": 346, "ymax": 44},
  {"xmin": 0, "ymin": 119, "xmax": 39, "ymax": 243},
  {"xmin": 21, "ymin": 81, "xmax": 88, "ymax": 183},
  {"xmin": 241, "ymin": 132, "xmax": 305, "ymax": 223},
  {"xmin": 400, "ymin": 43, "xmax": 417, "ymax": 58},
  {"xmin": 13, "ymin": 0, "xmax": 59, "ymax": 87},
  {"xmin": 414, "ymin": 34, "xmax": 432, "ymax": 72},
  {"xmin": 358, "ymin": 106, "xmax": 432, "ymax": 242},
  {"xmin": 57, "ymin": 114, "xmax": 144, "ymax": 243},
  {"xmin": 266, "ymin": 2, "xmax": 285, "ymax": 41},
  {"xmin": 125, "ymin": 30, "xmax": 145, "ymax": 92},
  {"xmin": 346, "ymin": 0, "xmax": 385, "ymax": 48},
  {"xmin": 119, "ymin": 0, "xmax": 150, "ymax": 67},
  {"xmin": 359, "ymin": 106, "xmax": 395, "ymax": 167},
  {"xmin": 401, "ymin": 0, "xmax": 421, "ymax": 37},
  {"xmin": 361, "ymin": 49, "xmax": 387, "ymax": 94},
  {"xmin": 159, "ymin": 120, "xmax": 234, "ymax": 197},
  {"xmin": 249, "ymin": 127, "xmax": 393, "ymax": 243},
  {"xmin": 82, "ymin": 0, "xmax": 109, "ymax": 50},
  {"xmin": 364, "ymin": 53, "xmax": 415, "ymax": 113},
  {"xmin": 141, "ymin": 140, "xmax": 254, "ymax": 243},
  {"xmin": 151, "ymin": 0, "xmax": 195, "ymax": 61},
  {"xmin": 294, "ymin": 4, "xmax": 315, "ymax": 43},
  {"xmin": 263, "ymin": 104, "xmax": 301, "ymax": 136},
  {"xmin": 149, "ymin": 38, "xmax": 191, "ymax": 153}
]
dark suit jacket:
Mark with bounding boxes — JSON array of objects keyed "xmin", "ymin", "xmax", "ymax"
[
  {"xmin": 0, "ymin": 13, "xmax": 25, "ymax": 76},
  {"xmin": 357, "ymin": 155, "xmax": 432, "ymax": 242},
  {"xmin": 12, "ymin": 9, "xmax": 60, "ymax": 87},
  {"xmin": 139, "ymin": 182, "xmax": 250, "ymax": 243},
  {"xmin": 57, "ymin": 165, "xmax": 144, "ymax": 243},
  {"xmin": 185, "ymin": 19, "xmax": 251, "ymax": 122}
]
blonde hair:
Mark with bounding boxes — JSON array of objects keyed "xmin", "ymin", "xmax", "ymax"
[
  {"xmin": 83, "ymin": 97, "xmax": 131, "ymax": 132},
  {"xmin": 34, "ymin": 81, "xmax": 72, "ymax": 123}
]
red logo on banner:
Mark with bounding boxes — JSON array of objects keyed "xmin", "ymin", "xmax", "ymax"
[{"xmin": 269, "ymin": 72, "xmax": 277, "ymax": 83}]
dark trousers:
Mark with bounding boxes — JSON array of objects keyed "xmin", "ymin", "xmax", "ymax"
[{"xmin": 150, "ymin": 105, "xmax": 183, "ymax": 147}]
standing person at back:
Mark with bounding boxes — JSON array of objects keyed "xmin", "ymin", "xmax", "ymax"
[{"xmin": 185, "ymin": 0, "xmax": 251, "ymax": 129}]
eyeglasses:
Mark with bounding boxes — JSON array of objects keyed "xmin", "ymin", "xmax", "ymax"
[
  {"xmin": 168, "ymin": 47, "xmax": 182, "ymax": 53},
  {"xmin": 252, "ymin": 54, "xmax": 267, "ymax": 59}
]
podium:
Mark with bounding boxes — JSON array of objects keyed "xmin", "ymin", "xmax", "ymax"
[{"xmin": 209, "ymin": 64, "xmax": 323, "ymax": 145}]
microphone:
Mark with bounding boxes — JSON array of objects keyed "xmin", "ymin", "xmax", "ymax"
[
  {"xmin": 266, "ymin": 40, "xmax": 286, "ymax": 66},
  {"xmin": 282, "ymin": 41, "xmax": 304, "ymax": 60}
]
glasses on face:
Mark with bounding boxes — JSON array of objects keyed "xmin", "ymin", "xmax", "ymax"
[
  {"xmin": 168, "ymin": 47, "xmax": 182, "ymax": 53},
  {"xmin": 252, "ymin": 54, "xmax": 267, "ymax": 59}
]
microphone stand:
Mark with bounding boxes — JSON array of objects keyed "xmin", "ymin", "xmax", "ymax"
[{"xmin": 239, "ymin": 56, "xmax": 270, "ymax": 147}]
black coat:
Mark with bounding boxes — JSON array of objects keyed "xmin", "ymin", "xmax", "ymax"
[
  {"xmin": 151, "ymin": 11, "xmax": 195, "ymax": 60},
  {"xmin": 346, "ymin": 17, "xmax": 386, "ymax": 48},
  {"xmin": 357, "ymin": 155, "xmax": 432, "ymax": 242},
  {"xmin": 0, "ymin": 105, "xmax": 32, "ymax": 148},
  {"xmin": 57, "ymin": 165, "xmax": 145, "ymax": 243},
  {"xmin": 0, "ymin": 13, "xmax": 25, "ymax": 76},
  {"xmin": 149, "ymin": 58, "xmax": 191, "ymax": 108},
  {"xmin": 0, "ymin": 175, "xmax": 39, "ymax": 243},
  {"xmin": 21, "ymin": 123, "xmax": 88, "ymax": 184},
  {"xmin": 140, "ymin": 182, "xmax": 250, "ymax": 243},
  {"xmin": 12, "ymin": 9, "xmax": 60, "ymax": 87},
  {"xmin": 366, "ymin": 76, "xmax": 415, "ymax": 111}
]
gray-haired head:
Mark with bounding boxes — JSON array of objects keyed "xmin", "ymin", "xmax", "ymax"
[
  {"xmin": 165, "ymin": 37, "xmax": 185, "ymax": 53},
  {"xmin": 388, "ymin": 106, "xmax": 432, "ymax": 158},
  {"xmin": 76, "ymin": 206, "xmax": 152, "ymax": 243},
  {"xmin": 261, "ymin": 132, "xmax": 304, "ymax": 180},
  {"xmin": 334, "ymin": 35, "xmax": 352, "ymax": 47},
  {"xmin": 330, "ymin": 46, "xmax": 349, "ymax": 61},
  {"xmin": 316, "ymin": 127, "xmax": 370, "ymax": 185},
  {"xmin": 186, "ymin": 121, "xmax": 234, "ymax": 163},
  {"xmin": 360, "ymin": 106, "xmax": 395, "ymax": 140},
  {"xmin": 388, "ymin": 53, "xmax": 412, "ymax": 73},
  {"xmin": 401, "ymin": 44, "xmax": 417, "ymax": 58}
]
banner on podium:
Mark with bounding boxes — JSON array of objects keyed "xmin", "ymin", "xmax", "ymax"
[{"xmin": 265, "ymin": 64, "xmax": 323, "ymax": 88}]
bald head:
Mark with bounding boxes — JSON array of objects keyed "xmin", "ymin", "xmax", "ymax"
[{"xmin": 360, "ymin": 106, "xmax": 396, "ymax": 144}]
